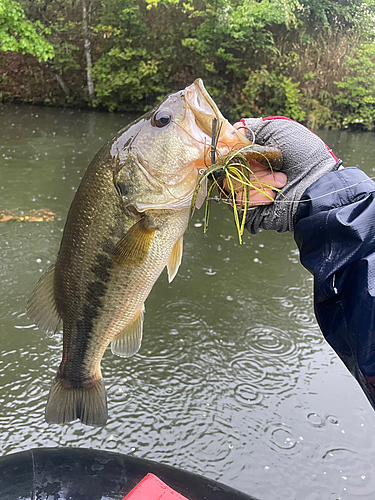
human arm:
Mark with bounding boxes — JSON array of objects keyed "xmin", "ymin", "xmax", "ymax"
[
  {"xmin": 231, "ymin": 116, "xmax": 375, "ymax": 409},
  {"xmin": 294, "ymin": 167, "xmax": 375, "ymax": 409}
]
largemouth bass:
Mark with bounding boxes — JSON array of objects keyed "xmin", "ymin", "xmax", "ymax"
[{"xmin": 27, "ymin": 80, "xmax": 279, "ymax": 426}]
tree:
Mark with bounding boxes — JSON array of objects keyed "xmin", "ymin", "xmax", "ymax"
[
  {"xmin": 2, "ymin": 0, "xmax": 375, "ymax": 129},
  {"xmin": 0, "ymin": 0, "xmax": 54, "ymax": 61},
  {"xmin": 81, "ymin": 0, "xmax": 95, "ymax": 101}
]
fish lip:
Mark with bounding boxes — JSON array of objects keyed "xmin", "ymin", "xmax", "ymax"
[
  {"xmin": 190, "ymin": 78, "xmax": 222, "ymax": 121},
  {"xmin": 183, "ymin": 79, "xmax": 250, "ymax": 151},
  {"xmin": 183, "ymin": 79, "xmax": 223, "ymax": 138}
]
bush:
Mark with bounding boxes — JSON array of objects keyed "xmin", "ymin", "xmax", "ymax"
[{"xmin": 334, "ymin": 43, "xmax": 375, "ymax": 130}]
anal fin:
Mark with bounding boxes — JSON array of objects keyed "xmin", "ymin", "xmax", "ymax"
[
  {"xmin": 111, "ymin": 305, "xmax": 145, "ymax": 358},
  {"xmin": 167, "ymin": 236, "xmax": 183, "ymax": 283},
  {"xmin": 27, "ymin": 263, "xmax": 61, "ymax": 337}
]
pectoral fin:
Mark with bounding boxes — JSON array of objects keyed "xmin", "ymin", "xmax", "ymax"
[
  {"xmin": 111, "ymin": 306, "xmax": 145, "ymax": 357},
  {"xmin": 26, "ymin": 263, "xmax": 61, "ymax": 337},
  {"xmin": 167, "ymin": 236, "xmax": 183, "ymax": 283},
  {"xmin": 112, "ymin": 217, "xmax": 156, "ymax": 268}
]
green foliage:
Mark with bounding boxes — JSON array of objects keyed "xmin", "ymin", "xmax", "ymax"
[
  {"xmin": 82, "ymin": 0, "xmax": 306, "ymax": 111},
  {"xmin": 89, "ymin": 0, "xmax": 165, "ymax": 109},
  {"xmin": 303, "ymin": 90, "xmax": 339, "ymax": 129},
  {"xmin": 1, "ymin": 0, "xmax": 375, "ymax": 131},
  {"xmin": 0, "ymin": 0, "xmax": 54, "ymax": 61},
  {"xmin": 144, "ymin": 0, "xmax": 179, "ymax": 8},
  {"xmin": 92, "ymin": 47, "xmax": 161, "ymax": 110},
  {"xmin": 282, "ymin": 77, "xmax": 306, "ymax": 121},
  {"xmin": 234, "ymin": 67, "xmax": 305, "ymax": 121},
  {"xmin": 334, "ymin": 44, "xmax": 375, "ymax": 130},
  {"xmin": 47, "ymin": 17, "xmax": 81, "ymax": 73},
  {"xmin": 297, "ymin": 0, "xmax": 375, "ymax": 31}
]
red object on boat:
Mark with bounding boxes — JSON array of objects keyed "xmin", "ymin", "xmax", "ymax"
[{"xmin": 123, "ymin": 473, "xmax": 189, "ymax": 500}]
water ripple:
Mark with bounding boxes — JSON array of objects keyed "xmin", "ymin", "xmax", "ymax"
[
  {"xmin": 3, "ymin": 111, "xmax": 375, "ymax": 500},
  {"xmin": 244, "ymin": 326, "xmax": 298, "ymax": 359},
  {"xmin": 306, "ymin": 412, "xmax": 340, "ymax": 429},
  {"xmin": 264, "ymin": 422, "xmax": 300, "ymax": 454},
  {"xmin": 234, "ymin": 383, "xmax": 263, "ymax": 406},
  {"xmin": 229, "ymin": 354, "xmax": 267, "ymax": 384}
]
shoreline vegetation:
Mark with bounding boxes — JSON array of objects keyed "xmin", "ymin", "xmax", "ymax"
[{"xmin": 1, "ymin": 0, "xmax": 375, "ymax": 130}]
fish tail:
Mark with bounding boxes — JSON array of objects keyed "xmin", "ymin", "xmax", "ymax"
[{"xmin": 45, "ymin": 376, "xmax": 108, "ymax": 427}]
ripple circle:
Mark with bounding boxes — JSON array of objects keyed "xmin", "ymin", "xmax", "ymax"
[{"xmin": 244, "ymin": 326, "xmax": 298, "ymax": 359}]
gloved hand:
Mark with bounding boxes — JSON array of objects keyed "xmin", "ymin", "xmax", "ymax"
[{"xmin": 238, "ymin": 117, "xmax": 342, "ymax": 233}]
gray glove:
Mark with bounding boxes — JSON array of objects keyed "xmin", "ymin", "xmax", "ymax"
[{"xmin": 241, "ymin": 117, "xmax": 341, "ymax": 233}]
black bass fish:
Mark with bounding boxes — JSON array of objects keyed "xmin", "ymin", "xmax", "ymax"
[{"xmin": 27, "ymin": 80, "xmax": 259, "ymax": 426}]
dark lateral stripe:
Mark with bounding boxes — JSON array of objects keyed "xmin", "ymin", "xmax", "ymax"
[{"xmin": 60, "ymin": 239, "xmax": 114, "ymax": 383}]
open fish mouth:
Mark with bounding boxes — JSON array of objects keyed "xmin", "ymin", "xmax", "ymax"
[
  {"xmin": 183, "ymin": 79, "xmax": 250, "ymax": 154},
  {"xmin": 123, "ymin": 79, "xmax": 252, "ymax": 212},
  {"xmin": 184, "ymin": 78, "xmax": 222, "ymax": 137}
]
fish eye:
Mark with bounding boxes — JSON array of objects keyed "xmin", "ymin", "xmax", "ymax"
[{"xmin": 153, "ymin": 111, "xmax": 172, "ymax": 128}]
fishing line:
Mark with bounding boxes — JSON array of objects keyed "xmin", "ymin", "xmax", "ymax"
[
  {"xmin": 235, "ymin": 125, "xmax": 255, "ymax": 146},
  {"xmin": 206, "ymin": 175, "xmax": 375, "ymax": 207},
  {"xmin": 172, "ymin": 119, "xmax": 374, "ymax": 208}
]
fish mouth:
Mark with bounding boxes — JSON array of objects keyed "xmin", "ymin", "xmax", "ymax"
[
  {"xmin": 183, "ymin": 79, "xmax": 250, "ymax": 154},
  {"xmin": 134, "ymin": 79, "xmax": 251, "ymax": 212},
  {"xmin": 184, "ymin": 78, "xmax": 222, "ymax": 137}
]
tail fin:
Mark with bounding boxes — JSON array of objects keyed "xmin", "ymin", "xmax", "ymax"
[{"xmin": 45, "ymin": 377, "xmax": 108, "ymax": 427}]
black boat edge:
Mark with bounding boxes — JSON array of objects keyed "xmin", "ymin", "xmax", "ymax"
[{"xmin": 0, "ymin": 447, "xmax": 260, "ymax": 500}]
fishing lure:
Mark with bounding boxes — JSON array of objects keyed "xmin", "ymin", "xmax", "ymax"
[{"xmin": 189, "ymin": 119, "xmax": 283, "ymax": 244}]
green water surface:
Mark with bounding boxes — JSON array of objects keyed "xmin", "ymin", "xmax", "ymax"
[{"xmin": 1, "ymin": 104, "xmax": 375, "ymax": 500}]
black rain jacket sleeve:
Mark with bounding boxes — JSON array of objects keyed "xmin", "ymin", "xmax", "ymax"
[{"xmin": 294, "ymin": 167, "xmax": 375, "ymax": 409}]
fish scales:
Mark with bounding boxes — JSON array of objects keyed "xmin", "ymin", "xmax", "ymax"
[{"xmin": 55, "ymin": 155, "xmax": 188, "ymax": 377}]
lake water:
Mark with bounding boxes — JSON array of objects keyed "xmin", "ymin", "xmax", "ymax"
[{"xmin": 1, "ymin": 103, "xmax": 375, "ymax": 500}]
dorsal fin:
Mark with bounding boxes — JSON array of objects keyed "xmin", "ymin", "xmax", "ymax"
[
  {"xmin": 27, "ymin": 263, "xmax": 61, "ymax": 337},
  {"xmin": 112, "ymin": 217, "xmax": 156, "ymax": 269},
  {"xmin": 111, "ymin": 306, "xmax": 145, "ymax": 357},
  {"xmin": 167, "ymin": 236, "xmax": 183, "ymax": 283}
]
